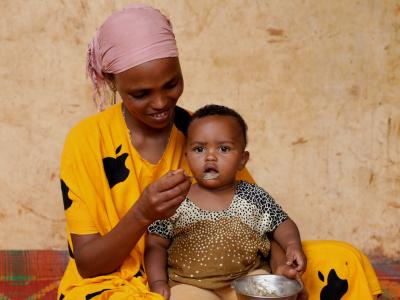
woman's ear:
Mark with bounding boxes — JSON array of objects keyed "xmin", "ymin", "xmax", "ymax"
[
  {"xmin": 103, "ymin": 72, "xmax": 116, "ymax": 91},
  {"xmin": 238, "ymin": 150, "xmax": 250, "ymax": 171}
]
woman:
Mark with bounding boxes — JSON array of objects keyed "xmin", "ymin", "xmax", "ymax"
[
  {"xmin": 58, "ymin": 4, "xmax": 260, "ymax": 299},
  {"xmin": 59, "ymin": 3, "xmax": 381, "ymax": 300}
]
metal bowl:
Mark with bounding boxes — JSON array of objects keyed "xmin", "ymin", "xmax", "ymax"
[{"xmin": 231, "ymin": 274, "xmax": 303, "ymax": 300}]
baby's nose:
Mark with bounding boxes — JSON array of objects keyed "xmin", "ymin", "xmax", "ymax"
[{"xmin": 205, "ymin": 151, "xmax": 217, "ymax": 160}]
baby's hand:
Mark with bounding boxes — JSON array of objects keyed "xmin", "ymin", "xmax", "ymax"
[
  {"xmin": 286, "ymin": 243, "xmax": 307, "ymax": 274},
  {"xmin": 274, "ymin": 263, "xmax": 308, "ymax": 300},
  {"xmin": 149, "ymin": 280, "xmax": 170, "ymax": 300}
]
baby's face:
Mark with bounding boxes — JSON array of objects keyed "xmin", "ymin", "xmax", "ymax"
[{"xmin": 185, "ymin": 115, "xmax": 248, "ymax": 189}]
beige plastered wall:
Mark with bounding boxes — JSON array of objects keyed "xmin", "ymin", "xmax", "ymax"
[{"xmin": 0, "ymin": 0, "xmax": 399, "ymax": 259}]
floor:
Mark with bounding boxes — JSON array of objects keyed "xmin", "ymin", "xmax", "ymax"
[
  {"xmin": 0, "ymin": 250, "xmax": 398, "ymax": 299},
  {"xmin": 373, "ymin": 260, "xmax": 400, "ymax": 300}
]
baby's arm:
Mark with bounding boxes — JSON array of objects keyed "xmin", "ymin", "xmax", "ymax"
[
  {"xmin": 272, "ymin": 218, "xmax": 307, "ymax": 273},
  {"xmin": 144, "ymin": 233, "xmax": 171, "ymax": 299}
]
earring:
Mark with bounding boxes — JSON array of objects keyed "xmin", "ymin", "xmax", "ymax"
[
  {"xmin": 111, "ymin": 90, "xmax": 116, "ymax": 105},
  {"xmin": 109, "ymin": 84, "xmax": 117, "ymax": 105}
]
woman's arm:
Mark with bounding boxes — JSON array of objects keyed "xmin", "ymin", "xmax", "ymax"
[
  {"xmin": 71, "ymin": 169, "xmax": 191, "ymax": 278},
  {"xmin": 145, "ymin": 233, "xmax": 171, "ymax": 299}
]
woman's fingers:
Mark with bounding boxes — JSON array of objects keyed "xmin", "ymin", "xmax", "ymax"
[
  {"xmin": 158, "ymin": 178, "xmax": 191, "ymax": 201},
  {"xmin": 153, "ymin": 181, "xmax": 191, "ymax": 214},
  {"xmin": 137, "ymin": 169, "xmax": 191, "ymax": 221},
  {"xmin": 156, "ymin": 169, "xmax": 190, "ymax": 193},
  {"xmin": 160, "ymin": 170, "xmax": 191, "ymax": 198}
]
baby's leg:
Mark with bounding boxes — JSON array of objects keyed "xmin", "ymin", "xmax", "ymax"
[
  {"xmin": 215, "ymin": 269, "xmax": 270, "ymax": 300},
  {"xmin": 170, "ymin": 283, "xmax": 220, "ymax": 300},
  {"xmin": 247, "ymin": 269, "xmax": 270, "ymax": 276}
]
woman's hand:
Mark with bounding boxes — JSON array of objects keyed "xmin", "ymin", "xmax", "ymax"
[
  {"xmin": 71, "ymin": 169, "xmax": 190, "ymax": 279},
  {"xmin": 135, "ymin": 169, "xmax": 191, "ymax": 224},
  {"xmin": 149, "ymin": 280, "xmax": 170, "ymax": 300}
]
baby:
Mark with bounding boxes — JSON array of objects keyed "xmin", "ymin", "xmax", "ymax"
[{"xmin": 145, "ymin": 104, "xmax": 306, "ymax": 300}]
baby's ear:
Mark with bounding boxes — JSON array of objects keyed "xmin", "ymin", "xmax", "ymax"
[{"xmin": 238, "ymin": 151, "xmax": 250, "ymax": 170}]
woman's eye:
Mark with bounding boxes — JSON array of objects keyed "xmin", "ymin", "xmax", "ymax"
[
  {"xmin": 193, "ymin": 146, "xmax": 204, "ymax": 153},
  {"xmin": 165, "ymin": 80, "xmax": 178, "ymax": 89},
  {"xmin": 219, "ymin": 146, "xmax": 230, "ymax": 152},
  {"xmin": 130, "ymin": 90, "xmax": 149, "ymax": 99}
]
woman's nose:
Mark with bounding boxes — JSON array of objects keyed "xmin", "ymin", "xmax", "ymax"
[{"xmin": 151, "ymin": 93, "xmax": 168, "ymax": 109}]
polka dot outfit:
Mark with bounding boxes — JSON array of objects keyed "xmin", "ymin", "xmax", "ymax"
[{"xmin": 148, "ymin": 180, "xmax": 288, "ymax": 289}]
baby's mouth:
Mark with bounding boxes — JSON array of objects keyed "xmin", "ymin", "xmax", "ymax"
[{"xmin": 203, "ymin": 168, "xmax": 219, "ymax": 180}]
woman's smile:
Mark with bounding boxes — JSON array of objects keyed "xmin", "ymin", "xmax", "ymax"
[{"xmin": 149, "ymin": 109, "xmax": 171, "ymax": 122}]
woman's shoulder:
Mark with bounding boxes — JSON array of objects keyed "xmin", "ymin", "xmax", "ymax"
[{"xmin": 66, "ymin": 104, "xmax": 121, "ymax": 140}]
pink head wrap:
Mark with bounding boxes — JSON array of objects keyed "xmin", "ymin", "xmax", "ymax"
[{"xmin": 87, "ymin": 4, "xmax": 178, "ymax": 110}]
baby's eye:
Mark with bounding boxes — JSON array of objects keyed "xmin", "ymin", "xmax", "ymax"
[
  {"xmin": 193, "ymin": 146, "xmax": 204, "ymax": 153},
  {"xmin": 219, "ymin": 146, "xmax": 231, "ymax": 152}
]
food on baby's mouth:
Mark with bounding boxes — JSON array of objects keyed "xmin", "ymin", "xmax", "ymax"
[{"xmin": 203, "ymin": 172, "xmax": 219, "ymax": 180}]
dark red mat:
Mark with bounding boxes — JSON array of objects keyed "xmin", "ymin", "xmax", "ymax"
[
  {"xmin": 373, "ymin": 260, "xmax": 400, "ymax": 300},
  {"xmin": 0, "ymin": 250, "xmax": 68, "ymax": 300},
  {"xmin": 0, "ymin": 250, "xmax": 398, "ymax": 299}
]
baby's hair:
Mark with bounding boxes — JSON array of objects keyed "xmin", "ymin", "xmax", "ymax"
[{"xmin": 186, "ymin": 104, "xmax": 248, "ymax": 147}]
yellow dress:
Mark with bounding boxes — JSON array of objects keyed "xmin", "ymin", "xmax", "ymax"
[
  {"xmin": 57, "ymin": 103, "xmax": 253, "ymax": 299},
  {"xmin": 301, "ymin": 240, "xmax": 382, "ymax": 300}
]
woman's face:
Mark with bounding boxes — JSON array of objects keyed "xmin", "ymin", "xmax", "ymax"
[{"xmin": 113, "ymin": 57, "xmax": 184, "ymax": 130}]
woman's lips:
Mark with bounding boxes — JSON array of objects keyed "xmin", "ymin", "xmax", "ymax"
[{"xmin": 150, "ymin": 109, "xmax": 170, "ymax": 122}]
